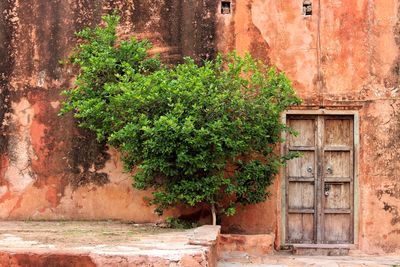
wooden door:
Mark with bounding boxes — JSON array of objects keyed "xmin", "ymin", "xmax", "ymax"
[{"xmin": 286, "ymin": 115, "xmax": 354, "ymax": 244}]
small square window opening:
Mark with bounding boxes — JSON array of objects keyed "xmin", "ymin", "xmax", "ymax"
[
  {"xmin": 221, "ymin": 1, "xmax": 231, "ymax": 15},
  {"xmin": 303, "ymin": 0, "xmax": 312, "ymax": 16}
]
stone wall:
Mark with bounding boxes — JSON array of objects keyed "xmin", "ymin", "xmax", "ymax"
[{"xmin": 0, "ymin": 0, "xmax": 399, "ymax": 255}]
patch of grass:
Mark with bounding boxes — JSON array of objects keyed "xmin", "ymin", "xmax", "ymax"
[
  {"xmin": 165, "ymin": 217, "xmax": 198, "ymax": 229},
  {"xmin": 63, "ymin": 229, "xmax": 91, "ymax": 237}
]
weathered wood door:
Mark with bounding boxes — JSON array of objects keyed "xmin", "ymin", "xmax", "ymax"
[{"xmin": 285, "ymin": 115, "xmax": 354, "ymax": 244}]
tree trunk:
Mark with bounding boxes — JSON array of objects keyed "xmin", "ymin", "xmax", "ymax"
[{"xmin": 211, "ymin": 203, "xmax": 217, "ymax": 226}]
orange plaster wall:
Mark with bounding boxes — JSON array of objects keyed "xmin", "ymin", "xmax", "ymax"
[
  {"xmin": 0, "ymin": 0, "xmax": 399, "ymax": 255},
  {"xmin": 0, "ymin": 0, "xmax": 216, "ymax": 224},
  {"xmin": 216, "ymin": 0, "xmax": 400, "ymax": 254}
]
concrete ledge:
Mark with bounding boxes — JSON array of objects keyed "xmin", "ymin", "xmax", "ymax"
[
  {"xmin": 218, "ymin": 233, "xmax": 275, "ymax": 257},
  {"xmin": 0, "ymin": 222, "xmax": 221, "ymax": 267},
  {"xmin": 188, "ymin": 225, "xmax": 221, "ymax": 246},
  {"xmin": 188, "ymin": 225, "xmax": 221, "ymax": 267},
  {"xmin": 0, "ymin": 250, "xmax": 210, "ymax": 267}
]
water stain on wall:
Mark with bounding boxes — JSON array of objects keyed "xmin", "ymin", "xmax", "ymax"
[
  {"xmin": 0, "ymin": 1, "xmax": 15, "ymax": 155},
  {"xmin": 0, "ymin": 0, "xmax": 218, "ymax": 206},
  {"xmin": 385, "ymin": 2, "xmax": 400, "ymax": 88}
]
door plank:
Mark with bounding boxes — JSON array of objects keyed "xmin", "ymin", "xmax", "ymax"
[
  {"xmin": 324, "ymin": 118, "xmax": 352, "ymax": 147},
  {"xmin": 288, "ymin": 119, "xmax": 316, "ymax": 147},
  {"xmin": 289, "ymin": 146, "xmax": 317, "ymax": 151},
  {"xmin": 324, "ymin": 151, "xmax": 351, "ymax": 178},
  {"xmin": 324, "ymin": 146, "xmax": 351, "ymax": 151},
  {"xmin": 322, "ymin": 117, "xmax": 354, "ymax": 244},
  {"xmin": 289, "ymin": 209, "xmax": 315, "ymax": 214},
  {"xmin": 324, "ymin": 177, "xmax": 351, "ymax": 183},
  {"xmin": 323, "ymin": 214, "xmax": 351, "ymax": 243},
  {"xmin": 288, "ymin": 151, "xmax": 315, "ymax": 178},
  {"xmin": 288, "ymin": 213, "xmax": 315, "ymax": 243},
  {"xmin": 324, "ymin": 183, "xmax": 351, "ymax": 210},
  {"xmin": 324, "ymin": 208, "xmax": 351, "ymax": 214},
  {"xmin": 289, "ymin": 177, "xmax": 315, "ymax": 182},
  {"xmin": 316, "ymin": 116, "xmax": 324, "ymax": 243},
  {"xmin": 288, "ymin": 182, "xmax": 315, "ymax": 209},
  {"xmin": 286, "ymin": 116, "xmax": 317, "ymax": 244}
]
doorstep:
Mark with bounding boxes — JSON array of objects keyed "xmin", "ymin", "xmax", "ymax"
[{"xmin": 291, "ymin": 243, "xmax": 355, "ymax": 256}]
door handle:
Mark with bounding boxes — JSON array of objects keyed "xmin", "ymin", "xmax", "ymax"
[
  {"xmin": 307, "ymin": 166, "xmax": 313, "ymax": 173},
  {"xmin": 324, "ymin": 184, "xmax": 330, "ymax": 196},
  {"xmin": 326, "ymin": 165, "xmax": 333, "ymax": 174}
]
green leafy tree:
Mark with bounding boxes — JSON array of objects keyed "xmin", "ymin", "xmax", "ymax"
[{"xmin": 61, "ymin": 14, "xmax": 301, "ymax": 225}]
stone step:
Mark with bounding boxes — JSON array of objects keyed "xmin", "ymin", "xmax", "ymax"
[{"xmin": 291, "ymin": 244, "xmax": 353, "ymax": 256}]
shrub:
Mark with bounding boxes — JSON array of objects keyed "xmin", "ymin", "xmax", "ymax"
[{"xmin": 61, "ymin": 14, "xmax": 301, "ymax": 225}]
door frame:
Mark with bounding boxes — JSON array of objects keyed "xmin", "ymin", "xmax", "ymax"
[{"xmin": 280, "ymin": 109, "xmax": 359, "ymax": 246}]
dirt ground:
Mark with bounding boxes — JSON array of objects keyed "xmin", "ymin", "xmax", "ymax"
[{"xmin": 0, "ymin": 221, "xmax": 176, "ymax": 248}]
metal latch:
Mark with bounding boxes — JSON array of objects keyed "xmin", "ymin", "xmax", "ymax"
[
  {"xmin": 326, "ymin": 165, "xmax": 333, "ymax": 174},
  {"xmin": 307, "ymin": 166, "xmax": 313, "ymax": 173},
  {"xmin": 324, "ymin": 184, "xmax": 331, "ymax": 196}
]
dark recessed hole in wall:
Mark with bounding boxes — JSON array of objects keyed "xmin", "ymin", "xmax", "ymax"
[
  {"xmin": 303, "ymin": 0, "xmax": 312, "ymax": 16},
  {"xmin": 221, "ymin": 1, "xmax": 231, "ymax": 14}
]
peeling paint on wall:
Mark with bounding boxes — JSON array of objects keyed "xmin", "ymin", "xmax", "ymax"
[
  {"xmin": 385, "ymin": 0, "xmax": 400, "ymax": 88},
  {"xmin": 0, "ymin": 0, "xmax": 399, "ymax": 255},
  {"xmin": 5, "ymin": 98, "xmax": 36, "ymax": 192},
  {"xmin": 0, "ymin": 0, "xmax": 219, "ymax": 223}
]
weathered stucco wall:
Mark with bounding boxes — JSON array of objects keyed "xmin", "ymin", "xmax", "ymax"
[
  {"xmin": 218, "ymin": 0, "xmax": 400, "ymax": 254},
  {"xmin": 0, "ymin": 0, "xmax": 399, "ymax": 255},
  {"xmin": 0, "ymin": 0, "xmax": 218, "ymax": 222}
]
